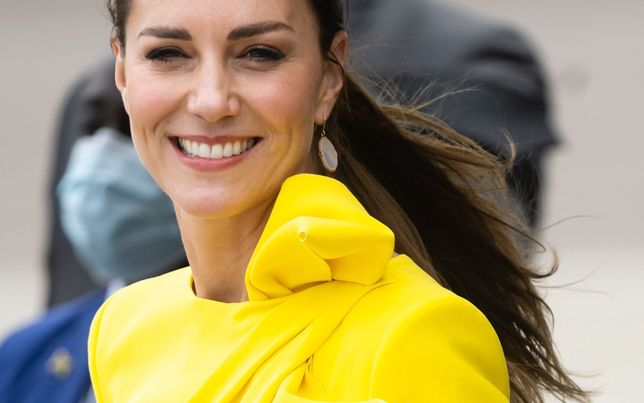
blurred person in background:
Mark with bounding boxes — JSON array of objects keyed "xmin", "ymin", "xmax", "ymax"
[
  {"xmin": 45, "ymin": 59, "xmax": 122, "ymax": 307},
  {"xmin": 348, "ymin": 0, "xmax": 557, "ymax": 227},
  {"xmin": 0, "ymin": 60, "xmax": 186, "ymax": 403}
]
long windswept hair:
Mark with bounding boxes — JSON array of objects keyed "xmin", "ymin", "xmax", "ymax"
[{"xmin": 308, "ymin": 1, "xmax": 589, "ymax": 402}]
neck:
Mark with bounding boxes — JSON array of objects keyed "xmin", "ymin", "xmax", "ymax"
[{"xmin": 175, "ymin": 201, "xmax": 274, "ymax": 303}]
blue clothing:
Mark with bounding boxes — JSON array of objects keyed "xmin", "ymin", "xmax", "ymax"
[{"xmin": 0, "ymin": 290, "xmax": 105, "ymax": 403}]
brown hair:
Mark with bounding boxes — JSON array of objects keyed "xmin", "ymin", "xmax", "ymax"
[{"xmin": 106, "ymin": 0, "xmax": 588, "ymax": 401}]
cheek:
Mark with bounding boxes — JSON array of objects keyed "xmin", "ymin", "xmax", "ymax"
[
  {"xmin": 124, "ymin": 70, "xmax": 182, "ymax": 178},
  {"xmin": 246, "ymin": 71, "xmax": 321, "ymax": 135},
  {"xmin": 127, "ymin": 74, "xmax": 177, "ymax": 129},
  {"xmin": 126, "ymin": 64, "xmax": 188, "ymax": 131}
]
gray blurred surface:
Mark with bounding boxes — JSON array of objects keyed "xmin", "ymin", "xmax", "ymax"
[{"xmin": 0, "ymin": 0, "xmax": 642, "ymax": 401}]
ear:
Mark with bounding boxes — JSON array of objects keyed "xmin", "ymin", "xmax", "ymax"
[
  {"xmin": 315, "ymin": 31, "xmax": 348, "ymax": 124},
  {"xmin": 111, "ymin": 40, "xmax": 129, "ymax": 114}
]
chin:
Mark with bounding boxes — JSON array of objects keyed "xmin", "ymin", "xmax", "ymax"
[
  {"xmin": 175, "ymin": 194, "xmax": 238, "ymax": 219},
  {"xmin": 172, "ymin": 188, "xmax": 273, "ymax": 221}
]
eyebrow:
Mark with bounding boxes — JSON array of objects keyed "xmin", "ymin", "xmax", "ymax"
[
  {"xmin": 137, "ymin": 21, "xmax": 294, "ymax": 42},
  {"xmin": 138, "ymin": 26, "xmax": 192, "ymax": 41},
  {"xmin": 227, "ymin": 21, "xmax": 294, "ymax": 41}
]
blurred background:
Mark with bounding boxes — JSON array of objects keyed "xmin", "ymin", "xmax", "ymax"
[{"xmin": 0, "ymin": 0, "xmax": 642, "ymax": 401}]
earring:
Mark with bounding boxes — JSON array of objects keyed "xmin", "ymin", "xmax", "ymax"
[{"xmin": 318, "ymin": 117, "xmax": 338, "ymax": 173}]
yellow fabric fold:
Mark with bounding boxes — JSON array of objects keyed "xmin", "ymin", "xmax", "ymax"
[
  {"xmin": 88, "ymin": 174, "xmax": 510, "ymax": 402},
  {"xmin": 246, "ymin": 174, "xmax": 394, "ymax": 300}
]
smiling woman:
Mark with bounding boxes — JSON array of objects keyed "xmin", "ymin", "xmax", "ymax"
[{"xmin": 86, "ymin": 0, "xmax": 587, "ymax": 402}]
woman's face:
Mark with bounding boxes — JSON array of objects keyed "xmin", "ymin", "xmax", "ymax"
[{"xmin": 114, "ymin": 0, "xmax": 345, "ymax": 219}]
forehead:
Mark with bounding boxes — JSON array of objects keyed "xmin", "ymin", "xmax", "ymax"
[{"xmin": 127, "ymin": 0, "xmax": 316, "ymax": 35}]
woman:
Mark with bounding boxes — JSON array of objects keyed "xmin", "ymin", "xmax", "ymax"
[{"xmin": 89, "ymin": 0, "xmax": 587, "ymax": 402}]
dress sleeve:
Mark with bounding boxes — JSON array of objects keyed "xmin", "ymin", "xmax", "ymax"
[
  {"xmin": 368, "ymin": 293, "xmax": 510, "ymax": 402},
  {"xmin": 87, "ymin": 300, "xmax": 108, "ymax": 403}
]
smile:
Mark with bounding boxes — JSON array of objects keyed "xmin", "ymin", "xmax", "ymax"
[{"xmin": 175, "ymin": 137, "xmax": 261, "ymax": 159}]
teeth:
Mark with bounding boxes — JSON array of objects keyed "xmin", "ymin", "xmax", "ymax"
[
  {"xmin": 198, "ymin": 143, "xmax": 210, "ymax": 158},
  {"xmin": 210, "ymin": 144, "xmax": 223, "ymax": 159},
  {"xmin": 223, "ymin": 142, "xmax": 233, "ymax": 157},
  {"xmin": 178, "ymin": 138, "xmax": 256, "ymax": 159},
  {"xmin": 190, "ymin": 141, "xmax": 200, "ymax": 156}
]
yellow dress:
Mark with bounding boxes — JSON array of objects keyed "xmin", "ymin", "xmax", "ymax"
[{"xmin": 88, "ymin": 174, "xmax": 510, "ymax": 402}]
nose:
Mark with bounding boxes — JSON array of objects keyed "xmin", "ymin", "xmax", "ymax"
[{"xmin": 186, "ymin": 62, "xmax": 240, "ymax": 123}]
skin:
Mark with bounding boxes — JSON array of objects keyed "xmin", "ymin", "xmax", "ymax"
[{"xmin": 113, "ymin": 0, "xmax": 347, "ymax": 302}]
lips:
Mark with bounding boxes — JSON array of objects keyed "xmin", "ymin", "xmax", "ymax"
[{"xmin": 174, "ymin": 137, "xmax": 261, "ymax": 159}]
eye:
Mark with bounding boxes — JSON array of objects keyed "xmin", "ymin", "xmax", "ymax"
[
  {"xmin": 145, "ymin": 47, "xmax": 188, "ymax": 63},
  {"xmin": 243, "ymin": 46, "xmax": 285, "ymax": 63}
]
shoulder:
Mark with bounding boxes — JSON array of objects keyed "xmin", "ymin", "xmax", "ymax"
[
  {"xmin": 89, "ymin": 267, "xmax": 191, "ymax": 342},
  {"xmin": 95, "ymin": 267, "xmax": 188, "ymax": 313},
  {"xmin": 314, "ymin": 256, "xmax": 510, "ymax": 401},
  {"xmin": 374, "ymin": 257, "xmax": 510, "ymax": 401},
  {"xmin": 89, "ymin": 267, "xmax": 189, "ymax": 337},
  {"xmin": 88, "ymin": 268, "xmax": 190, "ymax": 400},
  {"xmin": 317, "ymin": 255, "xmax": 499, "ymax": 343},
  {"xmin": 354, "ymin": 255, "xmax": 477, "ymax": 318}
]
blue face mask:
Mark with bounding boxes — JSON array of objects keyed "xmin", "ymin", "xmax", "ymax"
[{"xmin": 57, "ymin": 127, "xmax": 185, "ymax": 284}]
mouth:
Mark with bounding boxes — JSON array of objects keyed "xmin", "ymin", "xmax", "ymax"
[{"xmin": 173, "ymin": 136, "xmax": 263, "ymax": 159}]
